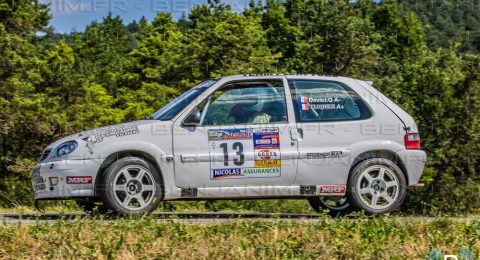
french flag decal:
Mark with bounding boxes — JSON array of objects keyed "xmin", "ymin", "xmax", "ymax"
[{"xmin": 298, "ymin": 96, "xmax": 309, "ymax": 110}]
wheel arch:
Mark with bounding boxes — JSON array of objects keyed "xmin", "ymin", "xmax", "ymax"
[
  {"xmin": 349, "ymin": 150, "xmax": 409, "ymax": 185},
  {"xmin": 94, "ymin": 150, "xmax": 165, "ymax": 198}
]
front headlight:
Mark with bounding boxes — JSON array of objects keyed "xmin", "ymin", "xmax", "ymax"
[{"xmin": 55, "ymin": 141, "xmax": 78, "ymax": 157}]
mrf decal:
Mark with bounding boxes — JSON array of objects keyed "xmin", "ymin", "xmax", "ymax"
[
  {"xmin": 319, "ymin": 185, "xmax": 346, "ymax": 195},
  {"xmin": 208, "ymin": 128, "xmax": 281, "ymax": 179},
  {"xmin": 66, "ymin": 176, "xmax": 93, "ymax": 184}
]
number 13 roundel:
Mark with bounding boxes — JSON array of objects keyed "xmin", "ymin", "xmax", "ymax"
[{"xmin": 208, "ymin": 128, "xmax": 281, "ymax": 179}]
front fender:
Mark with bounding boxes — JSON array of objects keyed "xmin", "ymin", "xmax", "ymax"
[
  {"xmin": 90, "ymin": 141, "xmax": 177, "ymax": 197},
  {"xmin": 93, "ymin": 141, "xmax": 168, "ymax": 160}
]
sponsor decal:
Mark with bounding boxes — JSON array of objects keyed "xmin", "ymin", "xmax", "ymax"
[
  {"xmin": 31, "ymin": 166, "xmax": 40, "ymax": 177},
  {"xmin": 66, "ymin": 176, "xmax": 93, "ymax": 184},
  {"xmin": 86, "ymin": 125, "xmax": 140, "ymax": 154},
  {"xmin": 256, "ymin": 149, "xmax": 279, "ymax": 160},
  {"xmin": 208, "ymin": 129, "xmax": 252, "ymax": 141},
  {"xmin": 319, "ymin": 185, "xmax": 346, "ymax": 194},
  {"xmin": 253, "ymin": 129, "xmax": 280, "ymax": 149},
  {"xmin": 255, "ymin": 160, "xmax": 281, "ymax": 168},
  {"xmin": 243, "ymin": 168, "xmax": 280, "ymax": 175},
  {"xmin": 92, "ymin": 125, "xmax": 140, "ymax": 143},
  {"xmin": 212, "ymin": 168, "xmax": 243, "ymax": 178},
  {"xmin": 32, "ymin": 168, "xmax": 46, "ymax": 191},
  {"xmin": 306, "ymin": 151, "xmax": 343, "ymax": 158},
  {"xmin": 209, "ymin": 128, "xmax": 281, "ymax": 179}
]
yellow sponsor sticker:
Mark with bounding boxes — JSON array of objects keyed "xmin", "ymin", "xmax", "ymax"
[{"xmin": 255, "ymin": 160, "xmax": 281, "ymax": 168}]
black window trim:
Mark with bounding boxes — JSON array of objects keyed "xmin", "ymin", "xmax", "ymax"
[{"xmin": 288, "ymin": 79, "xmax": 373, "ymax": 123}]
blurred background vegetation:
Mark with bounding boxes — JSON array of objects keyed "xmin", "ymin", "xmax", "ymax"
[{"xmin": 0, "ymin": 0, "xmax": 479, "ymax": 214}]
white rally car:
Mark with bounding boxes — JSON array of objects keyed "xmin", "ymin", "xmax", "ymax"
[{"xmin": 32, "ymin": 75, "xmax": 426, "ymax": 215}]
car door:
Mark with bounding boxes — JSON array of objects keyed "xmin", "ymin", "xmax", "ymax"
[
  {"xmin": 172, "ymin": 77, "xmax": 298, "ymax": 188},
  {"xmin": 288, "ymin": 78, "xmax": 374, "ymax": 188}
]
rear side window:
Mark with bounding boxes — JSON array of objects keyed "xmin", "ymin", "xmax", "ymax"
[{"xmin": 289, "ymin": 80, "xmax": 371, "ymax": 122}]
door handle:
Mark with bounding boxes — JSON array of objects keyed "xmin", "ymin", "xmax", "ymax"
[
  {"xmin": 290, "ymin": 128, "xmax": 303, "ymax": 141},
  {"xmin": 181, "ymin": 154, "xmax": 197, "ymax": 162}
]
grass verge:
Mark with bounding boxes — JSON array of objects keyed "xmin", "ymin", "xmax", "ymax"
[{"xmin": 0, "ymin": 216, "xmax": 479, "ymax": 259}]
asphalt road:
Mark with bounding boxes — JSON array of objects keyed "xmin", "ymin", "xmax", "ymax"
[{"xmin": 1, "ymin": 212, "xmax": 479, "ymax": 224}]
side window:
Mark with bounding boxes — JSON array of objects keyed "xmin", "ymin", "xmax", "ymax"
[
  {"xmin": 290, "ymin": 80, "xmax": 371, "ymax": 122},
  {"xmin": 189, "ymin": 81, "xmax": 288, "ymax": 126}
]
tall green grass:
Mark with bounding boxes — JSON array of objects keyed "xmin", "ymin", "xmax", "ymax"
[{"xmin": 0, "ymin": 216, "xmax": 478, "ymax": 259}]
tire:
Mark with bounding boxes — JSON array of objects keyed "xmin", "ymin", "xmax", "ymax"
[
  {"xmin": 308, "ymin": 196, "xmax": 353, "ymax": 216},
  {"xmin": 347, "ymin": 158, "xmax": 407, "ymax": 214},
  {"xmin": 98, "ymin": 157, "xmax": 163, "ymax": 215}
]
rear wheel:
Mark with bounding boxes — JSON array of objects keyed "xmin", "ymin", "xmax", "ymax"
[
  {"xmin": 347, "ymin": 158, "xmax": 406, "ymax": 214},
  {"xmin": 98, "ymin": 157, "xmax": 162, "ymax": 215},
  {"xmin": 308, "ymin": 196, "xmax": 352, "ymax": 216}
]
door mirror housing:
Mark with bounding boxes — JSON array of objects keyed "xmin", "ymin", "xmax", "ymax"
[{"xmin": 183, "ymin": 109, "xmax": 201, "ymax": 126}]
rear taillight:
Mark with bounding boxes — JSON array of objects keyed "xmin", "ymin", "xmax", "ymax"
[{"xmin": 404, "ymin": 133, "xmax": 421, "ymax": 149}]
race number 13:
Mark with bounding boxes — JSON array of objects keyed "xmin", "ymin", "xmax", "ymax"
[{"xmin": 219, "ymin": 142, "xmax": 244, "ymax": 166}]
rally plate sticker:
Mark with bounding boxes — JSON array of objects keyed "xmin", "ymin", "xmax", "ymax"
[{"xmin": 208, "ymin": 128, "xmax": 281, "ymax": 179}]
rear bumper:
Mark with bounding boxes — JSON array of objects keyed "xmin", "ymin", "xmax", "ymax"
[
  {"xmin": 397, "ymin": 149, "xmax": 427, "ymax": 185},
  {"xmin": 31, "ymin": 159, "xmax": 101, "ymax": 200}
]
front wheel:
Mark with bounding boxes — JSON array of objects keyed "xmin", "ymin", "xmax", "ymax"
[
  {"xmin": 347, "ymin": 158, "xmax": 406, "ymax": 214},
  {"xmin": 308, "ymin": 196, "xmax": 352, "ymax": 216},
  {"xmin": 98, "ymin": 157, "xmax": 163, "ymax": 215}
]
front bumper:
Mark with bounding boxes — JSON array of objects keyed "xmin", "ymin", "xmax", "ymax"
[{"xmin": 31, "ymin": 159, "xmax": 101, "ymax": 200}]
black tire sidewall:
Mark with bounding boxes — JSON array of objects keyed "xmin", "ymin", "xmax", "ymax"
[
  {"xmin": 98, "ymin": 157, "xmax": 163, "ymax": 215},
  {"xmin": 307, "ymin": 197, "xmax": 352, "ymax": 216},
  {"xmin": 347, "ymin": 158, "xmax": 407, "ymax": 214}
]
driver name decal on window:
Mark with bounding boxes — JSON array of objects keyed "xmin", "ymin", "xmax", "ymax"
[
  {"xmin": 208, "ymin": 128, "xmax": 281, "ymax": 179},
  {"xmin": 291, "ymin": 80, "xmax": 371, "ymax": 122},
  {"xmin": 297, "ymin": 96, "xmax": 344, "ymax": 111}
]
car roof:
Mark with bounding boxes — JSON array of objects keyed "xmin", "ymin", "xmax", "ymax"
[{"xmin": 217, "ymin": 74, "xmax": 359, "ymax": 82}]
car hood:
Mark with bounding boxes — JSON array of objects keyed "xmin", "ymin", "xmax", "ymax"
[{"xmin": 44, "ymin": 120, "xmax": 157, "ymax": 150}]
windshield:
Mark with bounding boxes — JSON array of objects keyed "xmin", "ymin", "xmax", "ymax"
[{"xmin": 149, "ymin": 79, "xmax": 218, "ymax": 120}]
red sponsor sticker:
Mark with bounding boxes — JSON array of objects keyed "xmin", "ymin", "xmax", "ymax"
[
  {"xmin": 257, "ymin": 149, "xmax": 278, "ymax": 160},
  {"xmin": 319, "ymin": 185, "xmax": 346, "ymax": 194},
  {"xmin": 66, "ymin": 176, "xmax": 92, "ymax": 184}
]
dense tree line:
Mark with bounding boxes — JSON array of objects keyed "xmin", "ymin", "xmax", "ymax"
[
  {"xmin": 0, "ymin": 0, "xmax": 478, "ymax": 213},
  {"xmin": 399, "ymin": 0, "xmax": 480, "ymax": 53}
]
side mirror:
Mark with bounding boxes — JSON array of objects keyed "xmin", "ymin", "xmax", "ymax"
[{"xmin": 183, "ymin": 109, "xmax": 201, "ymax": 126}]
